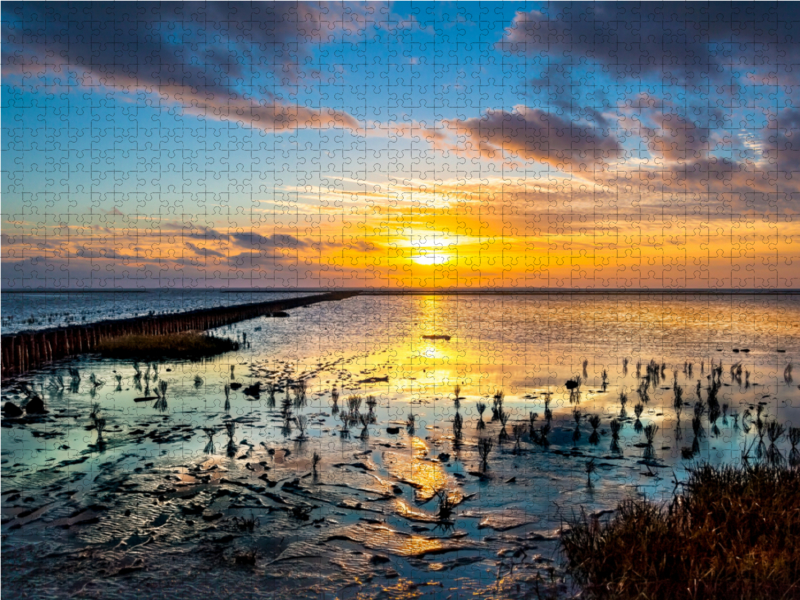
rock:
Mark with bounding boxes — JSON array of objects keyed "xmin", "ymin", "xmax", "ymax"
[
  {"xmin": 24, "ymin": 396, "xmax": 47, "ymax": 415},
  {"xmin": 3, "ymin": 402, "xmax": 23, "ymax": 418},
  {"xmin": 386, "ymin": 426, "xmax": 400, "ymax": 434},
  {"xmin": 437, "ymin": 453, "xmax": 451, "ymax": 462},
  {"xmin": 243, "ymin": 382, "xmax": 261, "ymax": 398},
  {"xmin": 229, "ymin": 382, "xmax": 243, "ymax": 390}
]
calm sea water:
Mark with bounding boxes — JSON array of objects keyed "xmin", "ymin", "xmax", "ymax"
[
  {"xmin": 3, "ymin": 292, "xmax": 799, "ymax": 598},
  {"xmin": 0, "ymin": 289, "xmax": 309, "ymax": 334}
]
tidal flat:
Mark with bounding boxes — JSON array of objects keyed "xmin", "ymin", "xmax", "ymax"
[{"xmin": 2, "ymin": 293, "xmax": 799, "ymax": 599}]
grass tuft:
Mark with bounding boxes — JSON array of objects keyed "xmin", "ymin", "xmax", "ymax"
[
  {"xmin": 561, "ymin": 462, "xmax": 800, "ymax": 599},
  {"xmin": 96, "ymin": 332, "xmax": 239, "ymax": 360}
]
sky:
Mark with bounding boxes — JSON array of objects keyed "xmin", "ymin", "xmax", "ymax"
[{"xmin": 2, "ymin": 1, "xmax": 800, "ymax": 290}]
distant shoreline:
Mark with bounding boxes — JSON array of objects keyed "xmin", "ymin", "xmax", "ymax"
[{"xmin": 3, "ymin": 288, "xmax": 800, "ymax": 295}]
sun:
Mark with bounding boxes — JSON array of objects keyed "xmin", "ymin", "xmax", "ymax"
[{"xmin": 411, "ymin": 253, "xmax": 451, "ymax": 266}]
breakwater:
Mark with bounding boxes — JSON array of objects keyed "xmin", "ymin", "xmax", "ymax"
[{"xmin": 1, "ymin": 291, "xmax": 358, "ymax": 376}]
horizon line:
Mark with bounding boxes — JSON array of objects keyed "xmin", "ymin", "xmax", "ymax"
[{"xmin": 3, "ymin": 287, "xmax": 800, "ymax": 295}]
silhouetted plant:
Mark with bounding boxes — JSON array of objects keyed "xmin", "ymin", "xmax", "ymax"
[
  {"xmin": 478, "ymin": 437, "xmax": 494, "ymax": 471},
  {"xmin": 90, "ymin": 403, "xmax": 106, "ymax": 446},
  {"xmin": 453, "ymin": 384, "xmax": 461, "ymax": 409},
  {"xmin": 498, "ymin": 410, "xmax": 510, "ymax": 442},
  {"xmin": 643, "ymin": 423, "xmax": 659, "ymax": 460},
  {"xmin": 512, "ymin": 423, "xmax": 526, "ymax": 454},
  {"xmin": 225, "ymin": 421, "xmax": 237, "ymax": 457},
  {"xmin": 203, "ymin": 427, "xmax": 216, "ymax": 454},
  {"xmin": 784, "ymin": 363, "xmax": 793, "ymax": 384},
  {"xmin": 154, "ymin": 380, "xmax": 168, "ymax": 412},
  {"xmin": 567, "ymin": 376, "xmax": 582, "ymax": 403},
  {"xmin": 359, "ymin": 415, "xmax": 370, "ymax": 440},
  {"xmin": 265, "ymin": 381, "xmax": 276, "ymax": 408},
  {"xmin": 312, "ymin": 451, "xmax": 321, "ymax": 478},
  {"xmin": 582, "ymin": 359, "xmax": 589, "ymax": 379},
  {"xmin": 433, "ymin": 488, "xmax": 457, "ymax": 522},
  {"xmin": 232, "ymin": 513, "xmax": 260, "ymax": 532},
  {"xmin": 572, "ymin": 409, "xmax": 582, "ymax": 446},
  {"xmin": 609, "ymin": 419, "xmax": 622, "ymax": 454},
  {"xmin": 295, "ymin": 414, "xmax": 308, "ymax": 440},
  {"xmin": 544, "ymin": 392, "xmax": 553, "ymax": 421},
  {"xmin": 585, "ymin": 458, "xmax": 597, "ymax": 488},
  {"xmin": 346, "ymin": 395, "xmax": 362, "ymax": 421},
  {"xmin": 365, "ymin": 395, "xmax": 377, "ymax": 423},
  {"xmin": 673, "ymin": 384, "xmax": 683, "ymax": 414},
  {"xmin": 339, "ymin": 411, "xmax": 350, "ymax": 438},
  {"xmin": 709, "ymin": 404, "xmax": 721, "ymax": 437},
  {"xmin": 789, "ymin": 427, "xmax": 800, "ymax": 467},
  {"xmin": 588, "ymin": 414, "xmax": 601, "ymax": 445},
  {"xmin": 601, "ymin": 369, "xmax": 609, "ymax": 391},
  {"xmin": 622, "ymin": 357, "xmax": 629, "ymax": 376},
  {"xmin": 406, "ymin": 412, "xmax": 415, "ymax": 435},
  {"xmin": 538, "ymin": 421, "xmax": 551, "ymax": 449},
  {"xmin": 529, "ymin": 411, "xmax": 539, "ymax": 440},
  {"xmin": 476, "ymin": 402, "xmax": 487, "ymax": 430},
  {"xmin": 330, "ymin": 386, "xmax": 339, "ymax": 414},
  {"xmin": 453, "ymin": 412, "xmax": 463, "ymax": 446},
  {"xmin": 766, "ymin": 421, "xmax": 785, "ymax": 466},
  {"xmin": 224, "ymin": 383, "xmax": 231, "ymax": 412},
  {"xmin": 633, "ymin": 403, "xmax": 644, "ymax": 433},
  {"xmin": 293, "ymin": 380, "xmax": 308, "ymax": 408},
  {"xmin": 491, "ymin": 390, "xmax": 504, "ymax": 420}
]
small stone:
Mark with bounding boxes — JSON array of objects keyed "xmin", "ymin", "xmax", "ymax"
[
  {"xmin": 24, "ymin": 396, "xmax": 47, "ymax": 415},
  {"xmin": 3, "ymin": 402, "xmax": 23, "ymax": 418}
]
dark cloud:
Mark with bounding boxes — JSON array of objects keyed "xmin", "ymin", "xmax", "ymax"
[
  {"xmin": 1, "ymin": 2, "xmax": 361, "ymax": 132},
  {"xmin": 502, "ymin": 3, "xmax": 800, "ymax": 81},
  {"xmin": 447, "ymin": 108, "xmax": 621, "ymax": 170},
  {"xmin": 185, "ymin": 242, "xmax": 225, "ymax": 258},
  {"xmin": 764, "ymin": 108, "xmax": 800, "ymax": 178},
  {"xmin": 231, "ymin": 232, "xmax": 309, "ymax": 250}
]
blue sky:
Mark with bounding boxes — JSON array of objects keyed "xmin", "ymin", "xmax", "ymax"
[{"xmin": 2, "ymin": 2, "xmax": 799, "ymax": 289}]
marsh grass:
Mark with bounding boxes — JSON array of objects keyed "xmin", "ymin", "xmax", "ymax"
[
  {"xmin": 512, "ymin": 422, "xmax": 526, "ymax": 454},
  {"xmin": 633, "ymin": 403, "xmax": 643, "ymax": 433},
  {"xmin": 406, "ymin": 412, "xmax": 415, "ymax": 435},
  {"xmin": 225, "ymin": 421, "xmax": 236, "ymax": 457},
  {"xmin": 498, "ymin": 410, "xmax": 510, "ymax": 442},
  {"xmin": 433, "ymin": 488, "xmax": 457, "ymax": 523},
  {"xmin": 790, "ymin": 427, "xmax": 800, "ymax": 468},
  {"xmin": 588, "ymin": 415, "xmax": 601, "ymax": 445},
  {"xmin": 97, "ymin": 332, "xmax": 239, "ymax": 359},
  {"xmin": 476, "ymin": 402, "xmax": 487, "ymax": 430},
  {"xmin": 330, "ymin": 386, "xmax": 339, "ymax": 414},
  {"xmin": 154, "ymin": 380, "xmax": 168, "ymax": 412},
  {"xmin": 453, "ymin": 412, "xmax": 464, "ymax": 446},
  {"xmin": 609, "ymin": 419, "xmax": 622, "ymax": 454},
  {"xmin": 561, "ymin": 463, "xmax": 800, "ymax": 600},
  {"xmin": 491, "ymin": 390, "xmax": 504, "ymax": 420},
  {"xmin": 312, "ymin": 451, "xmax": 321, "ymax": 478},
  {"xmin": 478, "ymin": 437, "xmax": 493, "ymax": 471},
  {"xmin": 572, "ymin": 409, "xmax": 582, "ymax": 446}
]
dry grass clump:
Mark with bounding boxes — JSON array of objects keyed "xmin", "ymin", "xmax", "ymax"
[
  {"xmin": 96, "ymin": 332, "xmax": 239, "ymax": 359},
  {"xmin": 561, "ymin": 463, "xmax": 800, "ymax": 599}
]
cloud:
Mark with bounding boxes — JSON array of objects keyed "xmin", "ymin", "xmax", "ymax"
[
  {"xmin": 1, "ymin": 2, "xmax": 362, "ymax": 133},
  {"xmin": 501, "ymin": 3, "xmax": 800, "ymax": 82},
  {"xmin": 446, "ymin": 107, "xmax": 621, "ymax": 171},
  {"xmin": 185, "ymin": 242, "xmax": 225, "ymax": 258},
  {"xmin": 231, "ymin": 232, "xmax": 309, "ymax": 251}
]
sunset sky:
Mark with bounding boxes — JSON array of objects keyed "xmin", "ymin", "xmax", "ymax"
[{"xmin": 2, "ymin": 1, "xmax": 799, "ymax": 290}]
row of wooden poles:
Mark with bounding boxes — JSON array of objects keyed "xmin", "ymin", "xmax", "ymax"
[{"xmin": 1, "ymin": 291, "xmax": 359, "ymax": 377}]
